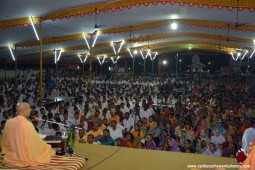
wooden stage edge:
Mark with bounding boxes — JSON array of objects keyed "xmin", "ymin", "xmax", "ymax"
[{"xmin": 74, "ymin": 143, "xmax": 239, "ymax": 170}]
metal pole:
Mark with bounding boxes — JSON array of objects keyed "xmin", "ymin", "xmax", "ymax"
[
  {"xmin": 56, "ymin": 62, "xmax": 58, "ymax": 88},
  {"xmin": 14, "ymin": 45, "xmax": 17, "ymax": 87},
  {"xmin": 152, "ymin": 59, "xmax": 154, "ymax": 75},
  {"xmin": 39, "ymin": 20, "xmax": 43, "ymax": 104},
  {"xmin": 4, "ymin": 63, "xmax": 6, "ymax": 81},
  {"xmin": 115, "ymin": 63, "xmax": 117, "ymax": 80},
  {"xmin": 143, "ymin": 58, "xmax": 146, "ymax": 77},
  {"xmin": 176, "ymin": 54, "xmax": 178, "ymax": 79},
  {"xmin": 132, "ymin": 57, "xmax": 134, "ymax": 81},
  {"xmin": 238, "ymin": 59, "xmax": 241, "ymax": 84},
  {"xmin": 246, "ymin": 57, "xmax": 250, "ymax": 88},
  {"xmin": 82, "ymin": 62, "xmax": 84, "ymax": 77},
  {"xmin": 89, "ymin": 34, "xmax": 92, "ymax": 87}
]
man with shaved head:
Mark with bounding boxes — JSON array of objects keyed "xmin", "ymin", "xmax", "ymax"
[{"xmin": 2, "ymin": 102, "xmax": 54, "ymax": 167}]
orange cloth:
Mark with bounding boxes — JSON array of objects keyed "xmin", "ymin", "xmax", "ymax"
[
  {"xmin": 86, "ymin": 130, "xmax": 103, "ymax": 139},
  {"xmin": 239, "ymin": 143, "xmax": 255, "ymax": 170},
  {"xmin": 132, "ymin": 130, "xmax": 145, "ymax": 139},
  {"xmin": 2, "ymin": 115, "xmax": 53, "ymax": 166},
  {"xmin": 126, "ymin": 141, "xmax": 138, "ymax": 148},
  {"xmin": 108, "ymin": 115, "xmax": 120, "ymax": 123},
  {"xmin": 98, "ymin": 124, "xmax": 106, "ymax": 131}
]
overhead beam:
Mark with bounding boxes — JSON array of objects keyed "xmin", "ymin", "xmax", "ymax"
[
  {"xmin": 0, "ymin": 17, "xmax": 40, "ymax": 29},
  {"xmin": 15, "ymin": 40, "xmax": 244, "ymax": 60},
  {"xmin": 42, "ymin": 0, "xmax": 255, "ymax": 21},
  {"xmin": 17, "ymin": 31, "xmax": 254, "ymax": 48}
]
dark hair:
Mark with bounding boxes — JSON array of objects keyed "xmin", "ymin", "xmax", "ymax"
[
  {"xmin": 124, "ymin": 132, "xmax": 135, "ymax": 142},
  {"xmin": 103, "ymin": 129, "xmax": 110, "ymax": 133},
  {"xmin": 185, "ymin": 139, "xmax": 191, "ymax": 144},
  {"xmin": 111, "ymin": 120, "xmax": 117, "ymax": 124},
  {"xmin": 87, "ymin": 134, "xmax": 94, "ymax": 138}
]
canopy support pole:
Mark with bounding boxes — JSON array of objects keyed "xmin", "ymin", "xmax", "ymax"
[
  {"xmin": 14, "ymin": 45, "xmax": 17, "ymax": 87},
  {"xmin": 39, "ymin": 20, "xmax": 43, "ymax": 104}
]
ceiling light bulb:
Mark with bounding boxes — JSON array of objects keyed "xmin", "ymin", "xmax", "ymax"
[
  {"xmin": 171, "ymin": 22, "xmax": 177, "ymax": 30},
  {"xmin": 134, "ymin": 50, "xmax": 138, "ymax": 54}
]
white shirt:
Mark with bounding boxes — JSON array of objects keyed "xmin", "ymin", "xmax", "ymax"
[
  {"xmin": 210, "ymin": 135, "xmax": 225, "ymax": 147},
  {"xmin": 140, "ymin": 109, "xmax": 153, "ymax": 119},
  {"xmin": 41, "ymin": 127, "xmax": 55, "ymax": 136},
  {"xmin": 123, "ymin": 117, "xmax": 134, "ymax": 131},
  {"xmin": 107, "ymin": 126, "xmax": 123, "ymax": 140},
  {"xmin": 120, "ymin": 106, "xmax": 129, "ymax": 115},
  {"xmin": 70, "ymin": 118, "xmax": 80, "ymax": 127}
]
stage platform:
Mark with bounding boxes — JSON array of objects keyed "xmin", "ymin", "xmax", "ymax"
[
  {"xmin": 73, "ymin": 143, "xmax": 239, "ymax": 170},
  {"xmin": 0, "ymin": 137, "xmax": 239, "ymax": 170}
]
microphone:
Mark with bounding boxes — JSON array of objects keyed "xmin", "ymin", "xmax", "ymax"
[{"xmin": 34, "ymin": 117, "xmax": 82, "ymax": 130}]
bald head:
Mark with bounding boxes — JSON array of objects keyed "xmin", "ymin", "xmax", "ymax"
[{"xmin": 16, "ymin": 102, "xmax": 31, "ymax": 118}]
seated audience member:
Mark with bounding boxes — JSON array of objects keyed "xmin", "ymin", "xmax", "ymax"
[
  {"xmin": 164, "ymin": 138, "xmax": 180, "ymax": 152},
  {"xmin": 179, "ymin": 129, "xmax": 193, "ymax": 148},
  {"xmin": 222, "ymin": 142, "xmax": 238, "ymax": 158},
  {"xmin": 2, "ymin": 102, "xmax": 54, "ymax": 167},
  {"xmin": 107, "ymin": 120, "xmax": 123, "ymax": 140},
  {"xmin": 131, "ymin": 124, "xmax": 145, "ymax": 144},
  {"xmin": 108, "ymin": 110, "xmax": 120, "ymax": 124},
  {"xmin": 221, "ymin": 134, "xmax": 235, "ymax": 150},
  {"xmin": 124, "ymin": 132, "xmax": 137, "ymax": 148},
  {"xmin": 41, "ymin": 121, "xmax": 55, "ymax": 136},
  {"xmin": 210, "ymin": 128, "xmax": 226, "ymax": 148},
  {"xmin": 96, "ymin": 129, "xmax": 115, "ymax": 146},
  {"xmin": 203, "ymin": 143, "xmax": 222, "ymax": 156},
  {"xmin": 98, "ymin": 119, "xmax": 106, "ymax": 131},
  {"xmin": 159, "ymin": 129, "xmax": 169, "ymax": 150},
  {"xmin": 148, "ymin": 115, "xmax": 155, "ymax": 128},
  {"xmin": 145, "ymin": 134, "xmax": 157, "ymax": 150},
  {"xmin": 137, "ymin": 142, "xmax": 145, "ymax": 149},
  {"xmin": 86, "ymin": 122, "xmax": 103, "ymax": 140},
  {"xmin": 76, "ymin": 129, "xmax": 86, "ymax": 143},
  {"xmin": 137, "ymin": 120, "xmax": 147, "ymax": 134},
  {"xmin": 87, "ymin": 134, "xmax": 96, "ymax": 144},
  {"xmin": 123, "ymin": 112, "xmax": 134, "ymax": 133},
  {"xmin": 0, "ymin": 120, "xmax": 6, "ymax": 134},
  {"xmin": 181, "ymin": 139, "xmax": 196, "ymax": 153},
  {"xmin": 212, "ymin": 120, "xmax": 226, "ymax": 135},
  {"xmin": 196, "ymin": 138, "xmax": 208, "ymax": 154},
  {"xmin": 165, "ymin": 122, "xmax": 175, "ymax": 138},
  {"xmin": 115, "ymin": 137, "xmax": 127, "ymax": 147},
  {"xmin": 185, "ymin": 122, "xmax": 195, "ymax": 140},
  {"xmin": 147, "ymin": 122, "xmax": 161, "ymax": 147}
]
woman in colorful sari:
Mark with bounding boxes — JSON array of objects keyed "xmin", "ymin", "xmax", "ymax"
[
  {"xmin": 145, "ymin": 134, "xmax": 157, "ymax": 150},
  {"xmin": 131, "ymin": 124, "xmax": 145, "ymax": 144},
  {"xmin": 164, "ymin": 138, "xmax": 180, "ymax": 152},
  {"xmin": 125, "ymin": 132, "xmax": 138, "ymax": 148},
  {"xmin": 137, "ymin": 120, "xmax": 147, "ymax": 134}
]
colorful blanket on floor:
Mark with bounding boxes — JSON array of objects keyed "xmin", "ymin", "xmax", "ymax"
[{"xmin": 0, "ymin": 155, "xmax": 86, "ymax": 170}]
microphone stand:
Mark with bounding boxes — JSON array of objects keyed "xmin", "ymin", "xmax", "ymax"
[{"xmin": 35, "ymin": 117, "xmax": 88, "ymax": 160}]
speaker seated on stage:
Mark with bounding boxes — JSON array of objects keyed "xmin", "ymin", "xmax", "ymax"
[{"xmin": 1, "ymin": 102, "xmax": 55, "ymax": 168}]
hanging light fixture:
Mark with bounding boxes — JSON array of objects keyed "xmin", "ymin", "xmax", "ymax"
[
  {"xmin": 97, "ymin": 54, "xmax": 106, "ymax": 65},
  {"xmin": 8, "ymin": 45, "xmax": 15, "ymax": 61}
]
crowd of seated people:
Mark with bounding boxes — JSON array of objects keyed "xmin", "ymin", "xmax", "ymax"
[{"xmin": 0, "ymin": 70, "xmax": 255, "ymax": 159}]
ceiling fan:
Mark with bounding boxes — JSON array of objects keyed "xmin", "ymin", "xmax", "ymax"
[
  {"xmin": 94, "ymin": 7, "xmax": 106, "ymax": 29},
  {"xmin": 235, "ymin": 0, "xmax": 250, "ymax": 28}
]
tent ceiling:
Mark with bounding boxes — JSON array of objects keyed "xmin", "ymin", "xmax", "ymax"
[{"xmin": 0, "ymin": 0, "xmax": 255, "ymax": 62}]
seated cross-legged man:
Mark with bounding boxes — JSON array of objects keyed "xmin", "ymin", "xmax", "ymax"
[{"xmin": 1, "ymin": 102, "xmax": 54, "ymax": 168}]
